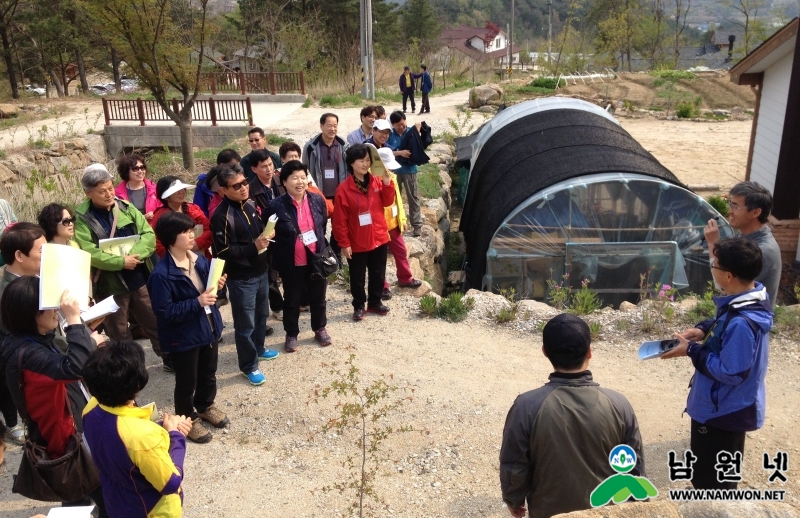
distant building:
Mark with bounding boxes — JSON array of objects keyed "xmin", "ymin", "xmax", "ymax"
[
  {"xmin": 729, "ymin": 17, "xmax": 800, "ymax": 265},
  {"xmin": 439, "ymin": 23, "xmax": 521, "ymax": 65}
]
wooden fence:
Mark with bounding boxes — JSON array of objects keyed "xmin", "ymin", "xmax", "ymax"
[
  {"xmin": 102, "ymin": 97, "xmax": 254, "ymax": 126},
  {"xmin": 200, "ymin": 71, "xmax": 306, "ymax": 95}
]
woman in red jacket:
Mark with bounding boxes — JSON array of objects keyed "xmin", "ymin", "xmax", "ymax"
[
  {"xmin": 333, "ymin": 144, "xmax": 395, "ymax": 321},
  {"xmin": 151, "ymin": 176, "xmax": 214, "ymax": 259}
]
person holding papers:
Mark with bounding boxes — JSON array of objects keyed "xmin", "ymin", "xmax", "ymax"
[
  {"xmin": 74, "ymin": 164, "xmax": 170, "ymax": 372},
  {"xmin": 264, "ymin": 161, "xmax": 332, "ymax": 353},
  {"xmin": 0, "ymin": 278, "xmax": 108, "ymax": 516},
  {"xmin": 148, "ymin": 212, "xmax": 228, "ymax": 444},
  {"xmin": 211, "ymin": 167, "xmax": 279, "ymax": 387},
  {"xmin": 151, "ymin": 176, "xmax": 213, "ymax": 259}
]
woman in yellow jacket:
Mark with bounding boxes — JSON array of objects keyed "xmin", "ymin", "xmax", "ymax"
[{"xmin": 371, "ymin": 146, "xmax": 422, "ymax": 299}]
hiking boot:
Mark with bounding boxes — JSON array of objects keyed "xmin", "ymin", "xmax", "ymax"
[
  {"xmin": 265, "ymin": 325, "xmax": 275, "ymax": 337},
  {"xmin": 285, "ymin": 336, "xmax": 299, "ymax": 353},
  {"xmin": 398, "ymin": 279, "xmax": 423, "ymax": 289},
  {"xmin": 197, "ymin": 405, "xmax": 229, "ymax": 428},
  {"xmin": 162, "ymin": 355, "xmax": 174, "ymax": 373},
  {"xmin": 353, "ymin": 307, "xmax": 365, "ymax": 321},
  {"xmin": 242, "ymin": 370, "xmax": 266, "ymax": 386},
  {"xmin": 314, "ymin": 328, "xmax": 332, "ymax": 347},
  {"xmin": 381, "ymin": 287, "xmax": 392, "ymax": 300},
  {"xmin": 366, "ymin": 304, "xmax": 390, "ymax": 316},
  {"xmin": 187, "ymin": 420, "xmax": 212, "ymax": 444},
  {"xmin": 258, "ymin": 349, "xmax": 279, "ymax": 361}
]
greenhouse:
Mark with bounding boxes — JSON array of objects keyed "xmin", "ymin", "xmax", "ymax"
[{"xmin": 458, "ymin": 98, "xmax": 731, "ymax": 306}]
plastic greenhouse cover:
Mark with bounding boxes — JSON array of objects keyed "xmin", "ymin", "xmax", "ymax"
[
  {"xmin": 469, "ymin": 98, "xmax": 619, "ymax": 181},
  {"xmin": 483, "ymin": 172, "xmax": 731, "ymax": 302}
]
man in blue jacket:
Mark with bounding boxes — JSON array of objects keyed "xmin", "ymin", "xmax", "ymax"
[
  {"xmin": 416, "ymin": 64, "xmax": 433, "ymax": 114},
  {"xmin": 663, "ymin": 237, "xmax": 772, "ymax": 490}
]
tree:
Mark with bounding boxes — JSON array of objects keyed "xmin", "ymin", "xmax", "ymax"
[
  {"xmin": 83, "ymin": 0, "xmax": 215, "ymax": 171},
  {"xmin": 0, "ymin": 0, "xmax": 20, "ymax": 98},
  {"xmin": 671, "ymin": 0, "xmax": 691, "ymax": 65},
  {"xmin": 719, "ymin": 0, "xmax": 767, "ymax": 55},
  {"xmin": 401, "ymin": 0, "xmax": 442, "ymax": 58}
]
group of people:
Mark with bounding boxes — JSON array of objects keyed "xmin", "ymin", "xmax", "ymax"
[
  {"xmin": 0, "ymin": 104, "xmax": 434, "ymax": 516},
  {"xmin": 500, "ymin": 181, "xmax": 782, "ymax": 517}
]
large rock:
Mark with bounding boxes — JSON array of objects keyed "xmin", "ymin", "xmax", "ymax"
[
  {"xmin": 3, "ymin": 155, "xmax": 35, "ymax": 178},
  {"xmin": 423, "ymin": 197, "xmax": 447, "ymax": 222},
  {"xmin": 679, "ymin": 501, "xmax": 799, "ymax": 518},
  {"xmin": 0, "ymin": 163, "xmax": 16, "ymax": 183},
  {"xmin": 0, "ymin": 104, "xmax": 19, "ymax": 118},
  {"xmin": 469, "ymin": 84, "xmax": 502, "ymax": 108},
  {"xmin": 619, "ymin": 301, "xmax": 637, "ymax": 311},
  {"xmin": 396, "ymin": 280, "xmax": 432, "ymax": 297},
  {"xmin": 84, "ymin": 134, "xmax": 108, "ymax": 164},
  {"xmin": 555, "ymin": 501, "xmax": 680, "ymax": 518},
  {"xmin": 518, "ymin": 299, "xmax": 555, "ymax": 314}
]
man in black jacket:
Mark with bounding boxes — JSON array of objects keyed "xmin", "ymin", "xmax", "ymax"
[
  {"xmin": 499, "ymin": 314, "xmax": 645, "ymax": 518},
  {"xmin": 211, "ymin": 168, "xmax": 279, "ymax": 386}
]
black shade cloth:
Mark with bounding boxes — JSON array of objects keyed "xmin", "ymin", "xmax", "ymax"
[{"xmin": 459, "ymin": 108, "xmax": 684, "ymax": 289}]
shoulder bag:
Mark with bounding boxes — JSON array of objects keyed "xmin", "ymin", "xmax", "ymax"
[
  {"xmin": 12, "ymin": 346, "xmax": 101, "ymax": 502},
  {"xmin": 285, "ymin": 199, "xmax": 339, "ymax": 280}
]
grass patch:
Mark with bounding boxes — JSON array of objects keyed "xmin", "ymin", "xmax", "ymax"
[
  {"xmin": 774, "ymin": 307, "xmax": 800, "ymax": 340},
  {"xmin": 417, "ymin": 163, "xmax": 443, "ymax": 199},
  {"xmin": 302, "ymin": 96, "xmax": 312, "ymax": 108},
  {"xmin": 265, "ymin": 133, "xmax": 291, "ymax": 146},
  {"xmin": 319, "ymin": 94, "xmax": 362, "ymax": 107},
  {"xmin": 649, "ymin": 69, "xmax": 696, "ymax": 80},
  {"xmin": 530, "ymin": 77, "xmax": 564, "ymax": 89}
]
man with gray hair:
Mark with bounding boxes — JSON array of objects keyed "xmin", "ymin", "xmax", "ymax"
[
  {"xmin": 74, "ymin": 163, "xmax": 169, "ymax": 370},
  {"xmin": 704, "ymin": 181, "xmax": 781, "ymax": 306}
]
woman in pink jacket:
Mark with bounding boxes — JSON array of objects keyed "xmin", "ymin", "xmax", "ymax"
[{"xmin": 114, "ymin": 153, "xmax": 159, "ymax": 221}]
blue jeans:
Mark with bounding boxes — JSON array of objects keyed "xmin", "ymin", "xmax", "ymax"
[{"xmin": 227, "ymin": 271, "xmax": 270, "ymax": 373}]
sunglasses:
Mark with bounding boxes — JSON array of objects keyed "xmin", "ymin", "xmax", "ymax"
[
  {"xmin": 131, "ymin": 165, "xmax": 147, "ymax": 172},
  {"xmin": 248, "ymin": 138, "xmax": 262, "ymax": 143},
  {"xmin": 227, "ymin": 181, "xmax": 248, "ymax": 191},
  {"xmin": 60, "ymin": 217, "xmax": 76, "ymax": 226}
]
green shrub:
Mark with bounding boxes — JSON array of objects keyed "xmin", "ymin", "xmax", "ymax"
[
  {"xmin": 265, "ymin": 133, "xmax": 290, "ymax": 145},
  {"xmin": 419, "ymin": 295, "xmax": 438, "ymax": 316},
  {"xmin": 419, "ymin": 292, "xmax": 473, "ymax": 323},
  {"xmin": 589, "ymin": 322, "xmax": 602, "ymax": 340},
  {"xmin": 302, "ymin": 96, "xmax": 312, "ymax": 108},
  {"xmin": 676, "ymin": 102, "xmax": 694, "ymax": 119},
  {"xmin": 530, "ymin": 77, "xmax": 564, "ymax": 89},
  {"xmin": 319, "ymin": 94, "xmax": 361, "ymax": 107},
  {"xmin": 706, "ymin": 195, "xmax": 729, "ymax": 218},
  {"xmin": 650, "ymin": 69, "xmax": 696, "ymax": 80},
  {"xmin": 569, "ymin": 279, "xmax": 601, "ymax": 315},
  {"xmin": 686, "ymin": 288, "xmax": 716, "ymax": 323}
]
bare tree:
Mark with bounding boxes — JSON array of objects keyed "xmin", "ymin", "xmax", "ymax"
[{"xmin": 672, "ymin": 0, "xmax": 691, "ymax": 64}]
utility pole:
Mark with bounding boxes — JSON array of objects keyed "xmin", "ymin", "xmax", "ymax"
[
  {"xmin": 547, "ymin": 0, "xmax": 552, "ymax": 64},
  {"xmin": 511, "ymin": 0, "xmax": 514, "ymax": 69},
  {"xmin": 367, "ymin": 0, "xmax": 375, "ymax": 99},
  {"xmin": 360, "ymin": 0, "xmax": 375, "ymax": 99}
]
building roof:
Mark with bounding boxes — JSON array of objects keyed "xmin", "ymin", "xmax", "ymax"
[
  {"xmin": 730, "ymin": 17, "xmax": 798, "ymax": 84},
  {"xmin": 440, "ymin": 24, "xmax": 506, "ymax": 45},
  {"xmin": 443, "ymin": 43, "xmax": 523, "ymax": 62}
]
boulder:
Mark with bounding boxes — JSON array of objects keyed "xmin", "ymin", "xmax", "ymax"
[
  {"xmin": 679, "ymin": 501, "xmax": 799, "ymax": 518},
  {"xmin": 84, "ymin": 134, "xmax": 108, "ymax": 164},
  {"xmin": 464, "ymin": 288, "xmax": 510, "ymax": 308},
  {"xmin": 478, "ymin": 105, "xmax": 495, "ymax": 113},
  {"xmin": 0, "ymin": 104, "xmax": 19, "ymax": 118},
  {"xmin": 3, "ymin": 155, "xmax": 35, "ymax": 179},
  {"xmin": 65, "ymin": 137, "xmax": 88, "ymax": 151},
  {"xmin": 0, "ymin": 163, "xmax": 16, "ymax": 183},
  {"xmin": 396, "ymin": 280, "xmax": 432, "ymax": 297},
  {"xmin": 555, "ymin": 501, "xmax": 681, "ymax": 518},
  {"xmin": 48, "ymin": 156, "xmax": 73, "ymax": 175},
  {"xmin": 469, "ymin": 84, "xmax": 501, "ymax": 108},
  {"xmin": 713, "ymin": 109, "xmax": 730, "ymax": 117},
  {"xmin": 423, "ymin": 197, "xmax": 447, "ymax": 222},
  {"xmin": 619, "ymin": 301, "xmax": 637, "ymax": 311},
  {"xmin": 428, "ymin": 143, "xmax": 451, "ymax": 156},
  {"xmin": 405, "ymin": 237, "xmax": 425, "ymax": 258},
  {"xmin": 409, "ymin": 257, "xmax": 425, "ymax": 280},
  {"xmin": 439, "ymin": 170, "xmax": 452, "ymax": 190},
  {"xmin": 438, "ymin": 216, "xmax": 450, "ymax": 234},
  {"xmin": 518, "ymin": 299, "xmax": 554, "ymax": 314}
]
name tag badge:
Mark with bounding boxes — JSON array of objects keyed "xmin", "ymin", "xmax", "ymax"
[
  {"xmin": 358, "ymin": 212, "xmax": 373, "ymax": 226},
  {"xmin": 301, "ymin": 230, "xmax": 318, "ymax": 245},
  {"xmin": 324, "ymin": 168, "xmax": 335, "ymax": 179},
  {"xmin": 392, "ymin": 205, "xmax": 398, "ymax": 217},
  {"xmin": 204, "ymin": 305, "xmax": 212, "ymax": 315}
]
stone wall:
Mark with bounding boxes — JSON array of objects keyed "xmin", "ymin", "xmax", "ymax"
[{"xmin": 0, "ymin": 134, "xmax": 108, "ymax": 184}]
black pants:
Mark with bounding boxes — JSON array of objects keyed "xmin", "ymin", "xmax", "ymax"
[
  {"xmin": 282, "ymin": 264, "xmax": 327, "ymax": 337},
  {"xmin": 64, "ymin": 484, "xmax": 109, "ymax": 517},
  {"xmin": 402, "ymin": 91, "xmax": 416, "ymax": 112},
  {"xmin": 269, "ymin": 268, "xmax": 284, "ymax": 313},
  {"xmin": 0, "ymin": 372, "xmax": 18, "ymax": 428},
  {"xmin": 170, "ymin": 342, "xmax": 219, "ymax": 418},
  {"xmin": 421, "ymin": 92, "xmax": 430, "ymax": 112},
  {"xmin": 347, "ymin": 244, "xmax": 388, "ymax": 309},
  {"xmin": 690, "ymin": 419, "xmax": 746, "ymax": 489}
]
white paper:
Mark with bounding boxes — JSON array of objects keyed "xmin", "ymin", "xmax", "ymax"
[
  {"xmin": 81, "ymin": 296, "xmax": 120, "ymax": 322},
  {"xmin": 47, "ymin": 506, "xmax": 95, "ymax": 518},
  {"xmin": 39, "ymin": 244, "xmax": 92, "ymax": 310},
  {"xmin": 99, "ymin": 235, "xmax": 140, "ymax": 257}
]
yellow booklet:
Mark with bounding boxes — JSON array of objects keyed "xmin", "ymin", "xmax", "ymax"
[
  {"xmin": 99, "ymin": 235, "xmax": 140, "ymax": 257},
  {"xmin": 258, "ymin": 214, "xmax": 278, "ymax": 255},
  {"xmin": 206, "ymin": 258, "xmax": 225, "ymax": 296},
  {"xmin": 39, "ymin": 243, "xmax": 92, "ymax": 310}
]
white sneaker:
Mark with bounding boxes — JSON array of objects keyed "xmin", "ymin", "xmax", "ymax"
[
  {"xmin": 272, "ymin": 310, "xmax": 283, "ymax": 321},
  {"xmin": 6, "ymin": 424, "xmax": 25, "ymax": 444}
]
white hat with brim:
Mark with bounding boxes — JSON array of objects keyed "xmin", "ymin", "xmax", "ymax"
[
  {"xmin": 377, "ymin": 147, "xmax": 402, "ymax": 170},
  {"xmin": 373, "ymin": 119, "xmax": 392, "ymax": 132},
  {"xmin": 161, "ymin": 179, "xmax": 196, "ymax": 199}
]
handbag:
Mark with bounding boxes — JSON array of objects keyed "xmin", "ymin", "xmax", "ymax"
[
  {"xmin": 12, "ymin": 347, "xmax": 101, "ymax": 502},
  {"xmin": 286, "ymin": 199, "xmax": 339, "ymax": 280}
]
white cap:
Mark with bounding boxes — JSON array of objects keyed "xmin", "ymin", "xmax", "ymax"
[
  {"xmin": 373, "ymin": 119, "xmax": 392, "ymax": 131},
  {"xmin": 377, "ymin": 147, "xmax": 401, "ymax": 170},
  {"xmin": 161, "ymin": 179, "xmax": 196, "ymax": 199},
  {"xmin": 83, "ymin": 163, "xmax": 109, "ymax": 175}
]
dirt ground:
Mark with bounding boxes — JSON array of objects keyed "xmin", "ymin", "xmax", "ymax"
[{"xmin": 2, "ymin": 88, "xmax": 796, "ymax": 517}]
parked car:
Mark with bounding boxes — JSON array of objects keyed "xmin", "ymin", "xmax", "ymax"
[
  {"xmin": 120, "ymin": 79, "xmax": 139, "ymax": 93},
  {"xmin": 24, "ymin": 84, "xmax": 45, "ymax": 95},
  {"xmin": 90, "ymin": 84, "xmax": 113, "ymax": 95}
]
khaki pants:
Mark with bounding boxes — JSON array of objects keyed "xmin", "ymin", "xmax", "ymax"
[
  {"xmin": 397, "ymin": 173, "xmax": 423, "ymax": 230},
  {"xmin": 105, "ymin": 285, "xmax": 163, "ymax": 357}
]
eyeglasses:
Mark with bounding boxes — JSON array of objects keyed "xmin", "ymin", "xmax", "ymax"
[
  {"xmin": 60, "ymin": 217, "xmax": 75, "ymax": 226},
  {"xmin": 726, "ymin": 199, "xmax": 749, "ymax": 211},
  {"xmin": 248, "ymin": 138, "xmax": 262, "ymax": 143},
  {"xmin": 131, "ymin": 165, "xmax": 147, "ymax": 172},
  {"xmin": 227, "ymin": 181, "xmax": 248, "ymax": 191},
  {"xmin": 710, "ymin": 264, "xmax": 730, "ymax": 273}
]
